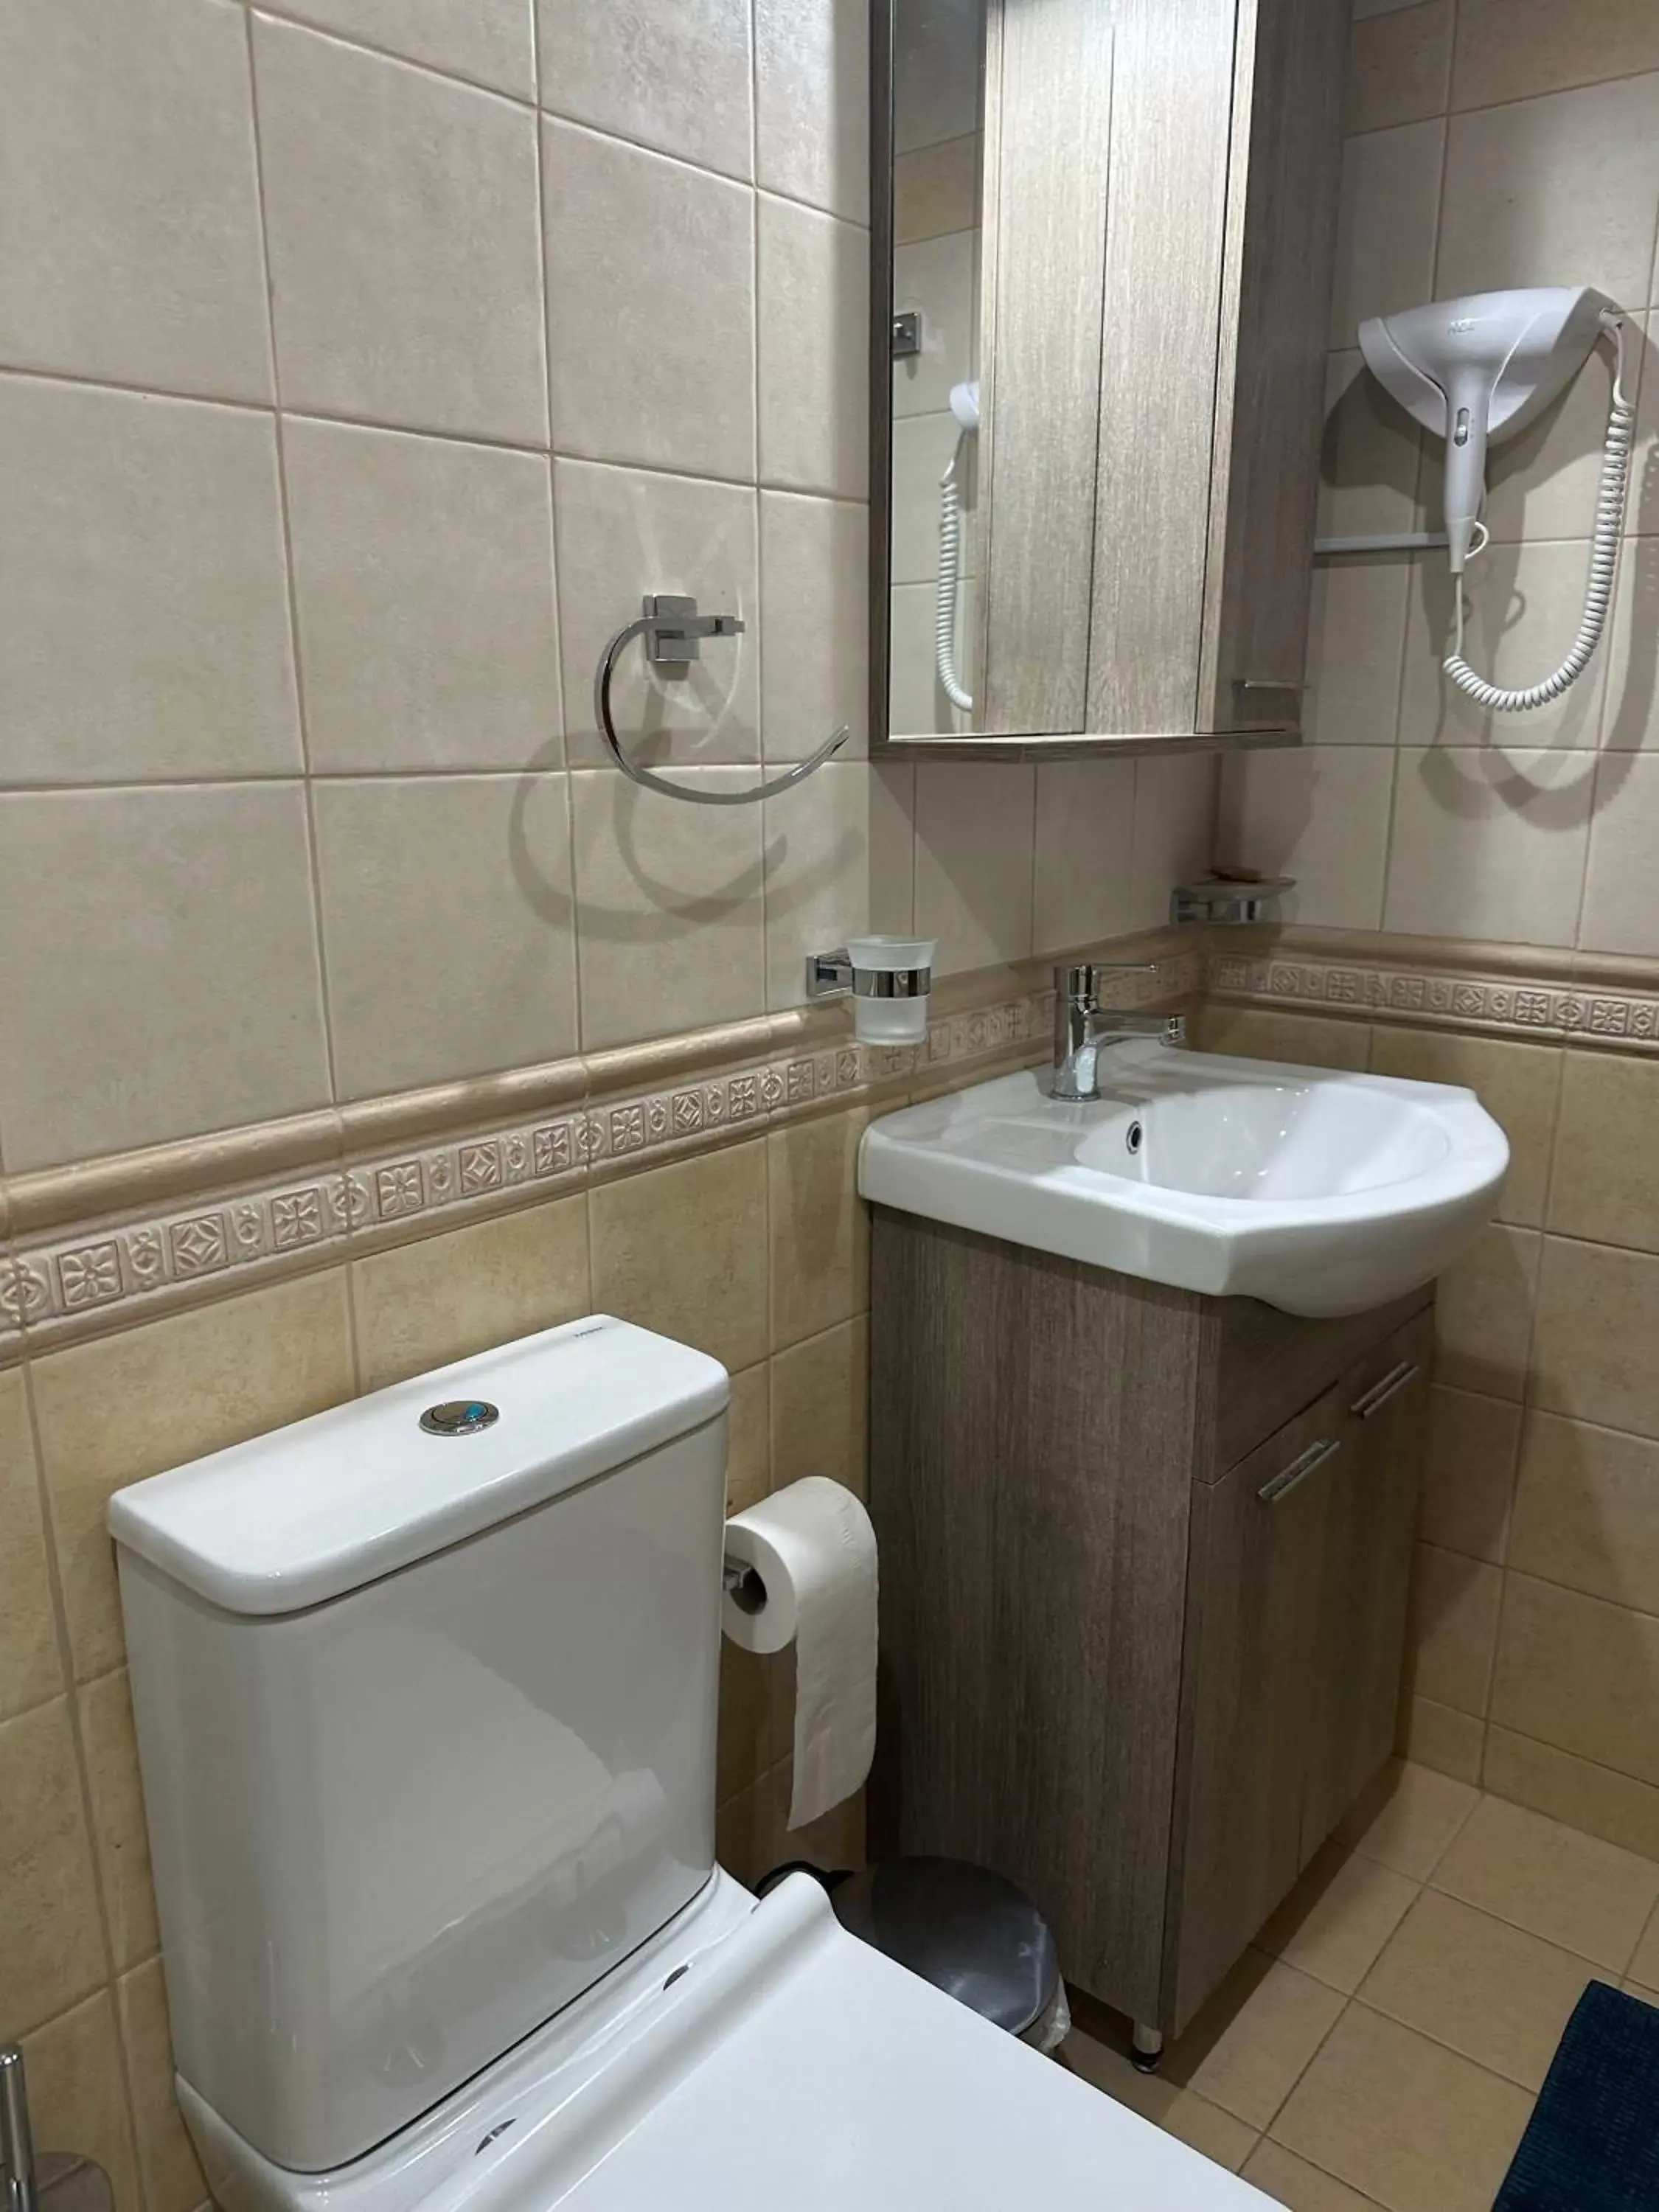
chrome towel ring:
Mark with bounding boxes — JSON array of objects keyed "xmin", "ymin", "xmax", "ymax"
[{"xmin": 594, "ymin": 594, "xmax": 849, "ymax": 806}]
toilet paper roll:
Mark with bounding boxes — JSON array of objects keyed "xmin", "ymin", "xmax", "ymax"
[{"xmin": 722, "ymin": 1476, "xmax": 877, "ymax": 1832}]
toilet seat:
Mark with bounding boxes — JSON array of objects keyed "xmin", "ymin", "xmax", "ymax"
[{"xmin": 186, "ymin": 1871, "xmax": 1267, "ymax": 2212}]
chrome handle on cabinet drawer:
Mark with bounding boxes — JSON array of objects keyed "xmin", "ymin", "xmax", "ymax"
[
  {"xmin": 1349, "ymin": 1361, "xmax": 1421, "ymax": 1420},
  {"xmin": 1258, "ymin": 1436, "xmax": 1340, "ymax": 1504}
]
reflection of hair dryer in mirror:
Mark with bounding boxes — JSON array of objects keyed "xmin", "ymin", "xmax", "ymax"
[
  {"xmin": 1357, "ymin": 286, "xmax": 1635, "ymax": 712},
  {"xmin": 936, "ymin": 379, "xmax": 980, "ymax": 714}
]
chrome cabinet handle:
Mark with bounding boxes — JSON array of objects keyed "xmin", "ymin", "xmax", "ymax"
[
  {"xmin": 1350, "ymin": 1361, "xmax": 1421, "ymax": 1421},
  {"xmin": 1258, "ymin": 1436, "xmax": 1340, "ymax": 1504}
]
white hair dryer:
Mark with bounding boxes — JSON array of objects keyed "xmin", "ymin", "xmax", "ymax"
[{"xmin": 1358, "ymin": 286, "xmax": 1634, "ymax": 712}]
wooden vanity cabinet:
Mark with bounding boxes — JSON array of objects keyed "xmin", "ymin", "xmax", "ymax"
[{"xmin": 869, "ymin": 1210, "xmax": 1433, "ymax": 2040}]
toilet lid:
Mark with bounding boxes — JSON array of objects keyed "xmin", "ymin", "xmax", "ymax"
[{"xmin": 480, "ymin": 1877, "xmax": 1269, "ymax": 2211}]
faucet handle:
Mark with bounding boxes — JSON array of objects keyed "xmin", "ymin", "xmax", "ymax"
[{"xmin": 1055, "ymin": 959, "xmax": 1157, "ymax": 1003}]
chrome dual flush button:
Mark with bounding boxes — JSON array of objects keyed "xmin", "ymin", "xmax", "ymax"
[{"xmin": 419, "ymin": 1399, "xmax": 500, "ymax": 1437}]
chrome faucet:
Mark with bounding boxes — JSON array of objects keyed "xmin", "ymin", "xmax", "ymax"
[{"xmin": 1051, "ymin": 962, "xmax": 1186, "ymax": 1102}]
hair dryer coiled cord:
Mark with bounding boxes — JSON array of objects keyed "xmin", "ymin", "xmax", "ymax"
[
  {"xmin": 1444, "ymin": 311, "xmax": 1634, "ymax": 713},
  {"xmin": 935, "ymin": 442, "xmax": 974, "ymax": 714}
]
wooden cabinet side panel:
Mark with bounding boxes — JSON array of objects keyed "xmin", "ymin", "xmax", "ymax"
[{"xmin": 869, "ymin": 1211, "xmax": 1202, "ymax": 2020}]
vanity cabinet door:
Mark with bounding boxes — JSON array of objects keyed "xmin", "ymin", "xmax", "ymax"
[
  {"xmin": 1301, "ymin": 1313, "xmax": 1434, "ymax": 1856},
  {"xmin": 1169, "ymin": 1385, "xmax": 1346, "ymax": 2030}
]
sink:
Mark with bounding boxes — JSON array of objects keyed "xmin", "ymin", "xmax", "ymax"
[{"xmin": 858, "ymin": 1040, "xmax": 1509, "ymax": 1318}]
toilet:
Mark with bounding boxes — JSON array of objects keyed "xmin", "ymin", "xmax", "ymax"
[{"xmin": 108, "ymin": 1313, "xmax": 1265, "ymax": 2210}]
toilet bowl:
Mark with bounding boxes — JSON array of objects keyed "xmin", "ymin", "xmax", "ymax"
[{"xmin": 108, "ymin": 1314, "xmax": 1267, "ymax": 2209}]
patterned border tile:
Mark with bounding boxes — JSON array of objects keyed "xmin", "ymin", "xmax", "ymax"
[{"xmin": 1206, "ymin": 950, "xmax": 1659, "ymax": 1048}]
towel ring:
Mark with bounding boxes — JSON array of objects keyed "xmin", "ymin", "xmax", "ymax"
[{"xmin": 594, "ymin": 595, "xmax": 849, "ymax": 807}]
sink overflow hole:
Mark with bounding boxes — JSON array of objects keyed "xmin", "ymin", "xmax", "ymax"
[{"xmin": 1126, "ymin": 1121, "xmax": 1144, "ymax": 1155}]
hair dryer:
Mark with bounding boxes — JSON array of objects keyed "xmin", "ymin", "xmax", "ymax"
[{"xmin": 1357, "ymin": 287, "xmax": 1634, "ymax": 712}]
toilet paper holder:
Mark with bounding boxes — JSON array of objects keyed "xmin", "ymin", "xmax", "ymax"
[{"xmin": 723, "ymin": 1555, "xmax": 768, "ymax": 1614}]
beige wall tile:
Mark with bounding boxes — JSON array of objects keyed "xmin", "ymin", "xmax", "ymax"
[
  {"xmin": 545, "ymin": 122, "xmax": 754, "ymax": 480},
  {"xmin": 1483, "ymin": 344, "xmax": 1630, "ymax": 547},
  {"xmin": 771, "ymin": 1315, "xmax": 867, "ymax": 1499},
  {"xmin": 538, "ymin": 0, "xmax": 751, "ymax": 181},
  {"xmin": 1347, "ymin": 1, "xmax": 1453, "ymax": 133},
  {"xmin": 569, "ymin": 768, "xmax": 765, "ymax": 1051},
  {"xmin": 891, "ymin": 229, "xmax": 977, "ymax": 422},
  {"xmin": 1416, "ymin": 1384, "xmax": 1520, "ymax": 1563},
  {"xmin": 1436, "ymin": 74, "xmax": 1659, "ymax": 308},
  {"xmin": 0, "ymin": 1700, "xmax": 107, "ymax": 2037},
  {"xmin": 19, "ymin": 1993, "xmax": 139, "ymax": 2212},
  {"xmin": 117, "ymin": 1958, "xmax": 205, "ymax": 2212},
  {"xmin": 1128, "ymin": 755, "xmax": 1216, "ymax": 933},
  {"xmin": 717, "ymin": 1639, "xmax": 790, "ymax": 1803},
  {"xmin": 254, "ymin": 18, "xmax": 546, "ymax": 442},
  {"xmin": 1385, "ymin": 748, "xmax": 1595, "ymax": 947},
  {"xmin": 1491, "ymin": 1569, "xmax": 1659, "ymax": 1795},
  {"xmin": 887, "ymin": 577, "xmax": 971, "ymax": 738},
  {"xmin": 1175, "ymin": 1953, "xmax": 1345, "ymax": 2132},
  {"xmin": 1581, "ymin": 754, "xmax": 1659, "ymax": 956},
  {"xmin": 590, "ymin": 1139, "xmax": 768, "ymax": 1374},
  {"xmin": 768, "ymin": 1110, "xmax": 869, "ymax": 1352},
  {"xmin": 1452, "ymin": 0, "xmax": 1659, "ymax": 112},
  {"xmin": 1433, "ymin": 1221, "xmax": 1540, "ymax": 1399},
  {"xmin": 0, "ymin": 785, "xmax": 331, "ymax": 1172},
  {"xmin": 1406, "ymin": 1541, "xmax": 1502, "ymax": 1717},
  {"xmin": 1601, "ymin": 535, "xmax": 1659, "ymax": 751},
  {"xmin": 1242, "ymin": 2140, "xmax": 1381, "ymax": 2211},
  {"xmin": 1485, "ymin": 1725, "xmax": 1659, "ymax": 1865},
  {"xmin": 274, "ymin": 0, "xmax": 532, "ymax": 97},
  {"xmin": 0, "ymin": 0, "xmax": 271, "ymax": 399},
  {"xmin": 760, "ymin": 493, "xmax": 870, "ymax": 762},
  {"xmin": 314, "ymin": 774, "xmax": 577, "ymax": 1099},
  {"xmin": 888, "ymin": 411, "xmax": 964, "ymax": 586},
  {"xmin": 0, "ymin": 380, "xmax": 299, "ymax": 786},
  {"xmin": 286, "ymin": 420, "xmax": 561, "ymax": 774},
  {"xmin": 1361, "ymin": 1888, "xmax": 1599, "ymax": 2090},
  {"xmin": 77, "ymin": 1667, "xmax": 156, "ymax": 1971},
  {"xmin": 913, "ymin": 762, "xmax": 1034, "ymax": 975},
  {"xmin": 1511, "ymin": 1410, "xmax": 1659, "ymax": 1615},
  {"xmin": 1191, "ymin": 1008, "xmax": 1371, "ymax": 1072},
  {"xmin": 1256, "ymin": 1848, "xmax": 1417, "ymax": 1994},
  {"xmin": 726, "ymin": 1363, "xmax": 771, "ymax": 1514},
  {"xmin": 352, "ymin": 1192, "xmax": 591, "ymax": 1391},
  {"xmin": 1301, "ymin": 554, "xmax": 1410, "ymax": 745},
  {"xmin": 755, "ymin": 0, "xmax": 869, "ymax": 223},
  {"xmin": 762, "ymin": 763, "xmax": 916, "ymax": 1008},
  {"xmin": 554, "ymin": 459, "xmax": 758, "ymax": 768},
  {"xmin": 1318, "ymin": 348, "xmax": 1424, "ymax": 540},
  {"xmin": 1270, "ymin": 2003, "xmax": 1531, "ymax": 2212},
  {"xmin": 1400, "ymin": 1693, "xmax": 1486, "ymax": 1784},
  {"xmin": 1532, "ymin": 1234, "xmax": 1659, "ymax": 1434},
  {"xmin": 1334, "ymin": 1757, "xmax": 1478, "ymax": 1880},
  {"xmin": 32, "ymin": 1270, "xmax": 354, "ymax": 1679},
  {"xmin": 1031, "ymin": 761, "xmax": 1137, "ymax": 956},
  {"xmin": 1432, "ymin": 1788, "xmax": 1659, "ymax": 1967},
  {"xmin": 1328, "ymin": 119, "xmax": 1444, "ymax": 349},
  {"xmin": 1399, "ymin": 546, "xmax": 1607, "ymax": 751},
  {"xmin": 759, "ymin": 198, "xmax": 869, "ymax": 501},
  {"xmin": 894, "ymin": 136, "xmax": 979, "ymax": 246},
  {"xmin": 1369, "ymin": 1029, "xmax": 1560, "ymax": 1228},
  {"xmin": 0, "ymin": 1371, "xmax": 63, "ymax": 1720},
  {"xmin": 1217, "ymin": 748, "xmax": 1394, "ymax": 931}
]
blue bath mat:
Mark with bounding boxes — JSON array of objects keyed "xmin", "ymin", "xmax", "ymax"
[{"xmin": 1495, "ymin": 1980, "xmax": 1659, "ymax": 2210}]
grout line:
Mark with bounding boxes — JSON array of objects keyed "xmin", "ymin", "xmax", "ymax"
[{"xmin": 245, "ymin": 0, "xmax": 539, "ymax": 114}]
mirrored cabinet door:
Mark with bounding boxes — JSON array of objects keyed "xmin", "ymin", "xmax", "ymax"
[{"xmin": 871, "ymin": 0, "xmax": 1349, "ymax": 757}]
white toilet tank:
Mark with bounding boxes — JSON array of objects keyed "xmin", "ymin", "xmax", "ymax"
[{"xmin": 108, "ymin": 1315, "xmax": 728, "ymax": 2177}]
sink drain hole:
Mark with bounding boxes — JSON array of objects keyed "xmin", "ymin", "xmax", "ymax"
[{"xmin": 1126, "ymin": 1121, "xmax": 1143, "ymax": 1155}]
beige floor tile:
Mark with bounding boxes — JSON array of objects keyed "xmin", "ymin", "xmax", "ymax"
[
  {"xmin": 1062, "ymin": 2019, "xmax": 1183, "ymax": 2124},
  {"xmin": 1625, "ymin": 1980, "xmax": 1659, "ymax": 2005},
  {"xmin": 1431, "ymin": 1793, "xmax": 1659, "ymax": 1972},
  {"xmin": 1161, "ymin": 2091, "xmax": 1259, "ymax": 2173},
  {"xmin": 1258, "ymin": 1847, "xmax": 1419, "ymax": 1994},
  {"xmin": 1172, "ymin": 1951, "xmax": 1346, "ymax": 2132},
  {"xmin": 1242, "ymin": 2138, "xmax": 1386, "ymax": 2211},
  {"xmin": 1270, "ymin": 2004, "xmax": 1531, "ymax": 2212},
  {"xmin": 1359, "ymin": 1888, "xmax": 1601, "ymax": 2090},
  {"xmin": 1334, "ymin": 1759, "xmax": 1479, "ymax": 1882},
  {"xmin": 1627, "ymin": 1900, "xmax": 1659, "ymax": 1989},
  {"xmin": 1484, "ymin": 1726, "xmax": 1659, "ymax": 1863}
]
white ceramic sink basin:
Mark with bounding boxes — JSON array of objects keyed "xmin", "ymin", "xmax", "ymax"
[{"xmin": 858, "ymin": 1040, "xmax": 1509, "ymax": 1318}]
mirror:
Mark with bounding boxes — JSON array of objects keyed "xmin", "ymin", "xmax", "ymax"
[{"xmin": 871, "ymin": 0, "xmax": 1351, "ymax": 757}]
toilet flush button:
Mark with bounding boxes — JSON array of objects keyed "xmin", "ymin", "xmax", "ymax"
[{"xmin": 419, "ymin": 1399, "xmax": 500, "ymax": 1436}]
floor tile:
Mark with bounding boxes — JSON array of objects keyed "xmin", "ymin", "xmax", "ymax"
[
  {"xmin": 1333, "ymin": 1759, "xmax": 1480, "ymax": 1882},
  {"xmin": 1431, "ymin": 1793, "xmax": 1659, "ymax": 1972},
  {"xmin": 1358, "ymin": 1889, "xmax": 1601, "ymax": 2090},
  {"xmin": 1271, "ymin": 2005, "xmax": 1531, "ymax": 2212},
  {"xmin": 1242, "ymin": 2139, "xmax": 1387, "ymax": 2210},
  {"xmin": 1624, "ymin": 1980, "xmax": 1659, "ymax": 2006},
  {"xmin": 1161, "ymin": 2091, "xmax": 1259, "ymax": 2172},
  {"xmin": 1061, "ymin": 2019, "xmax": 1181, "ymax": 2124},
  {"xmin": 1174, "ymin": 1951, "xmax": 1346, "ymax": 2131},
  {"xmin": 1628, "ymin": 1899, "xmax": 1659, "ymax": 1989},
  {"xmin": 1257, "ymin": 1848, "xmax": 1419, "ymax": 1994}
]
